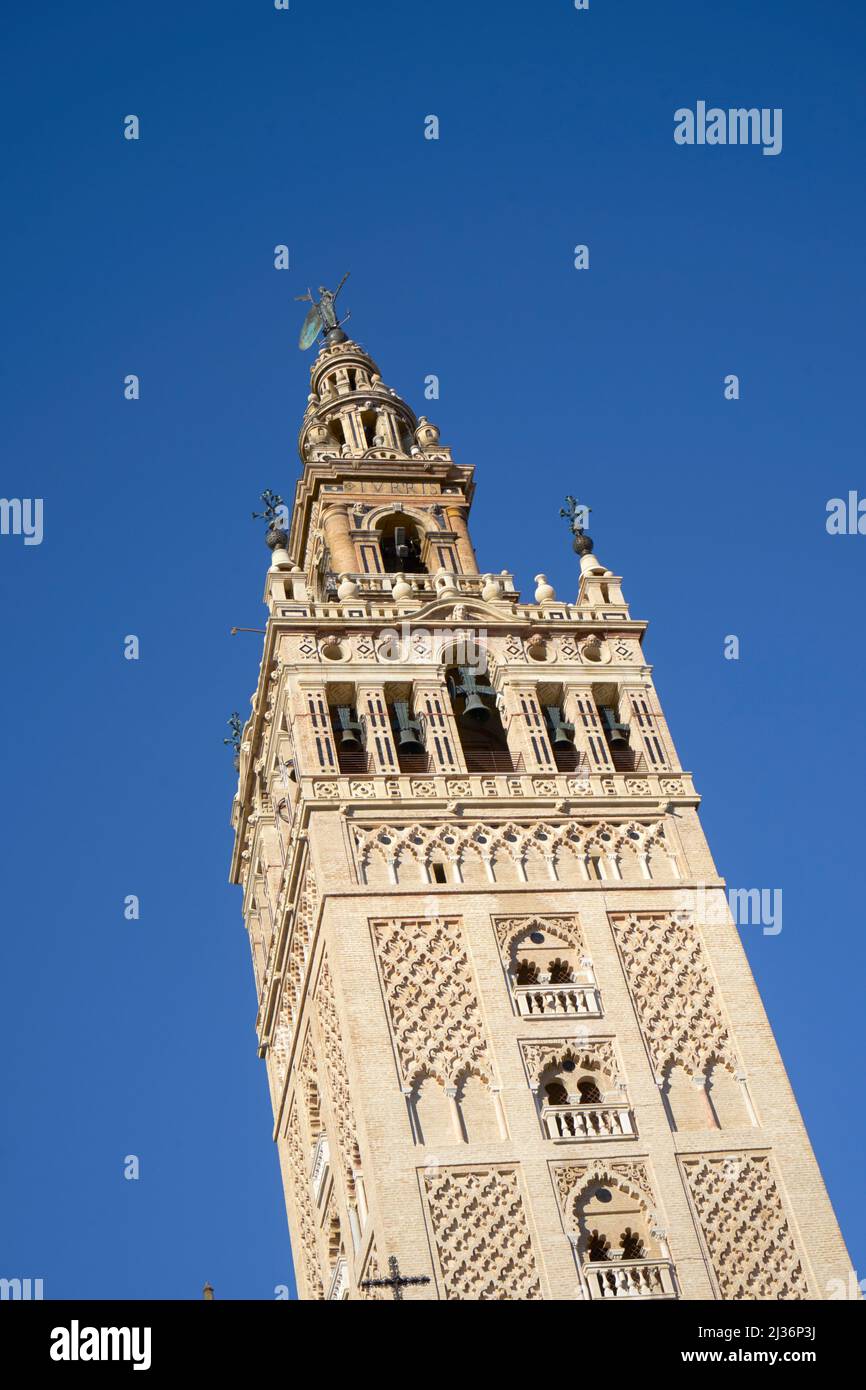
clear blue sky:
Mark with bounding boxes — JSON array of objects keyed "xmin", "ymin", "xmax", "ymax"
[{"xmin": 2, "ymin": 1, "xmax": 864, "ymax": 1299}]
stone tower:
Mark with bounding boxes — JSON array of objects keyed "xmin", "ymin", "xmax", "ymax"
[{"xmin": 229, "ymin": 316, "xmax": 853, "ymax": 1301}]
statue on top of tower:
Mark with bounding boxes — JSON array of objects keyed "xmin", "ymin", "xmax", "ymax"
[{"xmin": 296, "ymin": 273, "xmax": 351, "ymax": 349}]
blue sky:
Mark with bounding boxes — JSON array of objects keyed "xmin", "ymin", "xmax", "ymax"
[{"xmin": 1, "ymin": 0, "xmax": 864, "ymax": 1298}]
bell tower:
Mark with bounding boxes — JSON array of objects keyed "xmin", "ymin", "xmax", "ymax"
[{"xmin": 229, "ymin": 298, "xmax": 853, "ymax": 1301}]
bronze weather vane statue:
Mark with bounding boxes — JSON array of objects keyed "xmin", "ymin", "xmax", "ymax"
[{"xmin": 295, "ymin": 272, "xmax": 351, "ymax": 349}]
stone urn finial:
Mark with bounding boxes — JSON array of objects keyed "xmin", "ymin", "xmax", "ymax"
[
  {"xmin": 390, "ymin": 573, "xmax": 413, "ymax": 601},
  {"xmin": 534, "ymin": 574, "xmax": 556, "ymax": 603},
  {"xmin": 337, "ymin": 574, "xmax": 360, "ymax": 601}
]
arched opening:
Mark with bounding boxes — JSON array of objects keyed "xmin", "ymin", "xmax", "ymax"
[
  {"xmin": 662, "ymin": 1063, "xmax": 715, "ymax": 1132},
  {"xmin": 576, "ymin": 1184, "xmax": 659, "ymax": 1264},
  {"xmin": 577, "ymin": 1076, "xmax": 602, "ymax": 1105},
  {"xmin": 376, "ymin": 513, "xmax": 427, "ymax": 574},
  {"xmin": 446, "ymin": 663, "xmax": 515, "ymax": 772},
  {"xmin": 411, "ymin": 1072, "xmax": 453, "ymax": 1147}
]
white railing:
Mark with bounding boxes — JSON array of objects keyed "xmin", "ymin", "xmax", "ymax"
[
  {"xmin": 583, "ymin": 1259, "xmax": 676, "ymax": 1300},
  {"xmin": 327, "ymin": 1257, "xmax": 349, "ymax": 1301},
  {"xmin": 513, "ymin": 983, "xmax": 602, "ymax": 1018},
  {"xmin": 310, "ymin": 1134, "xmax": 331, "ymax": 1205},
  {"xmin": 542, "ymin": 1104, "xmax": 635, "ymax": 1141}
]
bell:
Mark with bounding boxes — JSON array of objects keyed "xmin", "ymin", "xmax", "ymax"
[
  {"xmin": 545, "ymin": 705, "xmax": 574, "ymax": 748},
  {"xmin": 398, "ymin": 725, "xmax": 425, "ymax": 753},
  {"xmin": 600, "ymin": 705, "xmax": 630, "ymax": 750},
  {"xmin": 462, "ymin": 692, "xmax": 491, "ymax": 724},
  {"xmin": 339, "ymin": 725, "xmax": 362, "ymax": 750}
]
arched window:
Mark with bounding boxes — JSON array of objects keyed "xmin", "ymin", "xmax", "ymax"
[
  {"xmin": 620, "ymin": 1227, "xmax": 645, "ymax": 1261},
  {"xmin": 577, "ymin": 1076, "xmax": 602, "ymax": 1105},
  {"xmin": 587, "ymin": 1230, "xmax": 611, "ymax": 1262},
  {"xmin": 377, "ymin": 513, "xmax": 426, "ymax": 573},
  {"xmin": 545, "ymin": 1080, "xmax": 569, "ymax": 1107},
  {"xmin": 446, "ymin": 664, "xmax": 514, "ymax": 772},
  {"xmin": 548, "ymin": 956, "xmax": 574, "ymax": 984},
  {"xmin": 515, "ymin": 958, "xmax": 539, "ymax": 984}
]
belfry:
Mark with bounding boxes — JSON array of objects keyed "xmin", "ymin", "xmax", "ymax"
[{"xmin": 229, "ymin": 296, "xmax": 852, "ymax": 1300}]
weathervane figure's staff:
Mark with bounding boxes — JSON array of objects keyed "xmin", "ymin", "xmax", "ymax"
[{"xmin": 296, "ymin": 273, "xmax": 351, "ymax": 349}]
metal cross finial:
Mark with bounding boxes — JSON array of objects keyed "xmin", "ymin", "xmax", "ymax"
[
  {"xmin": 223, "ymin": 712, "xmax": 242, "ymax": 754},
  {"xmin": 251, "ymin": 489, "xmax": 285, "ymax": 525},
  {"xmin": 560, "ymin": 496, "xmax": 595, "ymax": 558},
  {"xmin": 560, "ymin": 496, "xmax": 591, "ymax": 536},
  {"xmin": 359, "ymin": 1254, "xmax": 431, "ymax": 1301}
]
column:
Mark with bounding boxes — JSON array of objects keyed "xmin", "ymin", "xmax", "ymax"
[
  {"xmin": 357, "ymin": 684, "xmax": 399, "ymax": 774},
  {"xmin": 563, "ymin": 686, "xmax": 614, "ymax": 772},
  {"xmin": 414, "ymin": 679, "xmax": 463, "ymax": 773},
  {"xmin": 445, "ymin": 504, "xmax": 480, "ymax": 575},
  {"xmin": 500, "ymin": 681, "xmax": 557, "ymax": 772},
  {"xmin": 321, "ymin": 505, "xmax": 358, "ymax": 573}
]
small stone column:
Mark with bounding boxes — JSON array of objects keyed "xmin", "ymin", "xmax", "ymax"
[
  {"xmin": 321, "ymin": 505, "xmax": 358, "ymax": 573},
  {"xmin": 445, "ymin": 504, "xmax": 480, "ymax": 575}
]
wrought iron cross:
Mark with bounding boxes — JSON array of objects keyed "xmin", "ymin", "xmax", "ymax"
[
  {"xmin": 223, "ymin": 711, "xmax": 242, "ymax": 754},
  {"xmin": 559, "ymin": 495, "xmax": 591, "ymax": 537},
  {"xmin": 359, "ymin": 1254, "xmax": 431, "ymax": 1301},
  {"xmin": 251, "ymin": 489, "xmax": 285, "ymax": 525}
]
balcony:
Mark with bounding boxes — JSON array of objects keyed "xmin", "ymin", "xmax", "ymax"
[
  {"xmin": 327, "ymin": 1258, "xmax": 349, "ymax": 1301},
  {"xmin": 583, "ymin": 1258, "xmax": 677, "ymax": 1301},
  {"xmin": 542, "ymin": 1104, "xmax": 635, "ymax": 1141},
  {"xmin": 513, "ymin": 983, "xmax": 602, "ymax": 1018},
  {"xmin": 310, "ymin": 1135, "xmax": 330, "ymax": 1205}
]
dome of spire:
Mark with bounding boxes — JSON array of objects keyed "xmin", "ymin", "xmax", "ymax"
[{"xmin": 298, "ymin": 337, "xmax": 418, "ymax": 463}]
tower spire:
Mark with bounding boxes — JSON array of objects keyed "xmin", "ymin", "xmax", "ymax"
[{"xmin": 228, "ymin": 293, "xmax": 855, "ymax": 1304}]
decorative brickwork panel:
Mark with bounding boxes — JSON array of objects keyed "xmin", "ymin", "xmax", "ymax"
[
  {"xmin": 285, "ymin": 1104, "xmax": 324, "ymax": 1300},
  {"xmin": 609, "ymin": 911, "xmax": 738, "ymax": 1079},
  {"xmin": 370, "ymin": 917, "xmax": 494, "ymax": 1087},
  {"xmin": 316, "ymin": 958, "xmax": 363, "ymax": 1202},
  {"xmin": 423, "ymin": 1167, "xmax": 542, "ymax": 1300},
  {"xmin": 681, "ymin": 1154, "xmax": 809, "ymax": 1300}
]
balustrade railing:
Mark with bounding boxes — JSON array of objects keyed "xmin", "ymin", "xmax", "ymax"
[
  {"xmin": 583, "ymin": 1259, "xmax": 676, "ymax": 1300},
  {"xmin": 542, "ymin": 1104, "xmax": 634, "ymax": 1141},
  {"xmin": 513, "ymin": 983, "xmax": 602, "ymax": 1018}
]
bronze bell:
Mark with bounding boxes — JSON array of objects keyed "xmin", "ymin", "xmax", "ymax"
[
  {"xmin": 552, "ymin": 722, "xmax": 574, "ymax": 749},
  {"xmin": 462, "ymin": 692, "xmax": 490, "ymax": 724},
  {"xmin": 340, "ymin": 725, "xmax": 362, "ymax": 750},
  {"xmin": 398, "ymin": 725, "xmax": 425, "ymax": 753}
]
